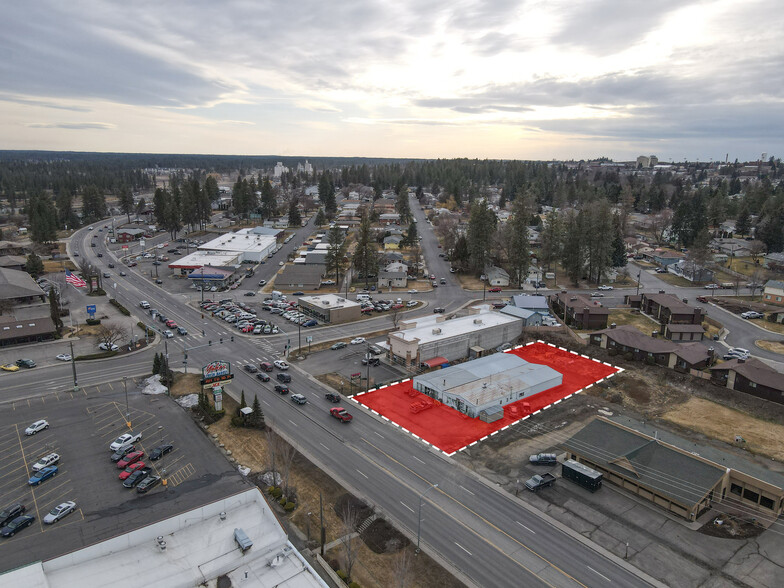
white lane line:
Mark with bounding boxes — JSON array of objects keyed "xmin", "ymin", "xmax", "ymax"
[
  {"xmin": 288, "ymin": 419, "xmax": 298, "ymax": 427},
  {"xmin": 516, "ymin": 521, "xmax": 536, "ymax": 534},
  {"xmin": 400, "ymin": 501, "xmax": 414, "ymax": 513},
  {"xmin": 373, "ymin": 431, "xmax": 384, "ymax": 438},
  {"xmin": 261, "ymin": 399, "xmax": 270, "ymax": 406},
  {"xmin": 356, "ymin": 469, "xmax": 368, "ymax": 479},
  {"xmin": 586, "ymin": 566, "xmax": 611, "ymax": 582},
  {"xmin": 459, "ymin": 484, "xmax": 475, "ymax": 496},
  {"xmin": 319, "ymin": 443, "xmax": 329, "ymax": 451},
  {"xmin": 455, "ymin": 542, "xmax": 472, "ymax": 556},
  {"xmin": 412, "ymin": 455, "xmax": 425, "ymax": 464}
]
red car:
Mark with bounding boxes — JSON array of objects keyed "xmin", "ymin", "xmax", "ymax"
[
  {"xmin": 117, "ymin": 451, "xmax": 144, "ymax": 469},
  {"xmin": 241, "ymin": 324, "xmax": 254, "ymax": 333},
  {"xmin": 165, "ymin": 320, "xmax": 177, "ymax": 328},
  {"xmin": 119, "ymin": 462, "xmax": 147, "ymax": 480},
  {"xmin": 330, "ymin": 407, "xmax": 353, "ymax": 422},
  {"xmin": 391, "ymin": 303, "xmax": 404, "ymax": 310},
  {"xmin": 488, "ymin": 287, "xmax": 502, "ymax": 292}
]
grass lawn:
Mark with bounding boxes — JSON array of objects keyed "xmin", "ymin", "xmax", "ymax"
[
  {"xmin": 653, "ymin": 272, "xmax": 695, "ymax": 287},
  {"xmin": 756, "ymin": 340, "xmax": 784, "ymax": 354},
  {"xmin": 607, "ymin": 309, "xmax": 660, "ymax": 334},
  {"xmin": 726, "ymin": 256, "xmax": 770, "ymax": 279}
]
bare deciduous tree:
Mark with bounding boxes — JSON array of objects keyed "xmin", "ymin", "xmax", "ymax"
[
  {"xmin": 265, "ymin": 428, "xmax": 283, "ymax": 486},
  {"xmin": 339, "ymin": 503, "xmax": 362, "ymax": 580},
  {"xmin": 391, "ymin": 548, "xmax": 414, "ymax": 588},
  {"xmin": 279, "ymin": 442, "xmax": 296, "ymax": 499},
  {"xmin": 748, "ymin": 240, "xmax": 767, "ymax": 263},
  {"xmin": 96, "ymin": 322, "xmax": 128, "ymax": 347},
  {"xmin": 649, "ymin": 209, "xmax": 674, "ymax": 246}
]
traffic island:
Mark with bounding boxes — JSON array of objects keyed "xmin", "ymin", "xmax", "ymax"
[{"xmin": 352, "ymin": 342, "xmax": 621, "ymax": 455}]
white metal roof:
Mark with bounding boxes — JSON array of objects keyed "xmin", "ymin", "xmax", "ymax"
[
  {"xmin": 391, "ymin": 307, "xmax": 520, "ymax": 345},
  {"xmin": 168, "ymin": 250, "xmax": 239, "ymax": 269},
  {"xmin": 199, "ymin": 232, "xmax": 277, "ymax": 254},
  {"xmin": 300, "ymin": 294, "xmax": 360, "ymax": 309}
]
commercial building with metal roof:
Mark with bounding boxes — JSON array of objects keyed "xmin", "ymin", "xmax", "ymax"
[
  {"xmin": 413, "ymin": 353, "xmax": 562, "ymax": 420},
  {"xmin": 198, "ymin": 231, "xmax": 277, "ymax": 262},
  {"xmin": 168, "ymin": 250, "xmax": 240, "ymax": 272},
  {"xmin": 298, "ymin": 294, "xmax": 360, "ymax": 324}
]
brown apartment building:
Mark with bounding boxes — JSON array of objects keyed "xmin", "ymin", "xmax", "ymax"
[
  {"xmin": 550, "ymin": 291, "xmax": 609, "ymax": 330},
  {"xmin": 709, "ymin": 357, "xmax": 784, "ymax": 405}
]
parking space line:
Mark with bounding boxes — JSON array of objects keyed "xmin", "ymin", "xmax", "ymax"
[
  {"xmin": 166, "ymin": 462, "xmax": 195, "ymax": 487},
  {"xmin": 40, "ymin": 508, "xmax": 85, "ymax": 533},
  {"xmin": 107, "ymin": 382, "xmax": 114, "ymax": 390},
  {"xmin": 13, "ymin": 424, "xmax": 42, "ymax": 529}
]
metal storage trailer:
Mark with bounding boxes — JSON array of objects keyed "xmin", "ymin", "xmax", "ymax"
[{"xmin": 562, "ymin": 459, "xmax": 603, "ymax": 492}]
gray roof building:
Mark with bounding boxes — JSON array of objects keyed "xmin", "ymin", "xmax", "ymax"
[
  {"xmin": 0, "ymin": 267, "xmax": 46, "ymax": 300},
  {"xmin": 276, "ymin": 265, "xmax": 323, "ymax": 289},
  {"xmin": 511, "ymin": 295, "xmax": 550, "ymax": 312},
  {"xmin": 499, "ymin": 306, "xmax": 543, "ymax": 326}
]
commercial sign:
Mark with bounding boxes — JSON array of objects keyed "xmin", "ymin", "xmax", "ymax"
[
  {"xmin": 86, "ymin": 305, "xmax": 96, "ymax": 317},
  {"xmin": 201, "ymin": 360, "xmax": 233, "ymax": 385}
]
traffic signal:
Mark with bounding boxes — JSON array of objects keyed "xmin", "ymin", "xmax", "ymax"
[
  {"xmin": 231, "ymin": 336, "xmax": 234, "ymax": 342},
  {"xmin": 208, "ymin": 340, "xmax": 212, "ymax": 346}
]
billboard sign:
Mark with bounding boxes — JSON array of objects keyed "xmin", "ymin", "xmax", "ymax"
[{"xmin": 202, "ymin": 360, "xmax": 233, "ymax": 385}]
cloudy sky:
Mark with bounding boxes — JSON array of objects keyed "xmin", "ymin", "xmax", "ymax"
[{"xmin": 1, "ymin": 0, "xmax": 781, "ymax": 161}]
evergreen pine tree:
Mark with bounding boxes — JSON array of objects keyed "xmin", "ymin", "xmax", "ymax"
[
  {"xmin": 314, "ymin": 208, "xmax": 326, "ymax": 226},
  {"xmin": 240, "ymin": 390, "xmax": 247, "ymax": 410},
  {"xmin": 48, "ymin": 288, "xmax": 63, "ymax": 332},
  {"xmin": 251, "ymin": 395, "xmax": 265, "ymax": 429},
  {"xmin": 611, "ymin": 214, "xmax": 628, "ymax": 268},
  {"xmin": 152, "ymin": 353, "xmax": 161, "ymax": 375},
  {"xmin": 25, "ymin": 252, "xmax": 44, "ymax": 278},
  {"xmin": 288, "ymin": 199, "xmax": 302, "ymax": 226}
]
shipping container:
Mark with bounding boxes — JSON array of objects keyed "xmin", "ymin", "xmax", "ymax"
[{"xmin": 562, "ymin": 459, "xmax": 602, "ymax": 492}]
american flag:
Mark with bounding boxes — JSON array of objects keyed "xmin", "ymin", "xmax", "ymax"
[{"xmin": 65, "ymin": 269, "xmax": 87, "ymax": 288}]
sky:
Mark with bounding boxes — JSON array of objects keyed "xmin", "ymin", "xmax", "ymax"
[{"xmin": 1, "ymin": 0, "xmax": 782, "ymax": 162}]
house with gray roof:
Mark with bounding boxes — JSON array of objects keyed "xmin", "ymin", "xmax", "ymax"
[
  {"xmin": 485, "ymin": 265, "xmax": 510, "ymax": 287},
  {"xmin": 276, "ymin": 265, "xmax": 323, "ymax": 290},
  {"xmin": 589, "ymin": 325, "xmax": 712, "ymax": 370},
  {"xmin": 709, "ymin": 357, "xmax": 784, "ymax": 404},
  {"xmin": 511, "ymin": 295, "xmax": 550, "ymax": 313},
  {"xmin": 500, "ymin": 305, "xmax": 542, "ymax": 326},
  {"xmin": 763, "ymin": 280, "xmax": 784, "ymax": 305},
  {"xmin": 0, "ymin": 267, "xmax": 46, "ymax": 302}
]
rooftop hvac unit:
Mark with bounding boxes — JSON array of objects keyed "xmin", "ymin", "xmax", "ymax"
[
  {"xmin": 473, "ymin": 319, "xmax": 482, "ymax": 325},
  {"xmin": 324, "ymin": 301, "xmax": 330, "ymax": 305},
  {"xmin": 432, "ymin": 328, "xmax": 442, "ymax": 335}
]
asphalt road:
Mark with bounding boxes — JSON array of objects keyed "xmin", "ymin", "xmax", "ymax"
[{"xmin": 23, "ymin": 217, "xmax": 659, "ymax": 588}]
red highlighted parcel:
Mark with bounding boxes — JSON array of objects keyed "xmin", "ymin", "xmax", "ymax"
[{"xmin": 353, "ymin": 342, "xmax": 620, "ymax": 455}]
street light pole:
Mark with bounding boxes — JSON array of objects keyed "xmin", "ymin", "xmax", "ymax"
[
  {"xmin": 366, "ymin": 343, "xmax": 371, "ymax": 392},
  {"xmin": 123, "ymin": 376, "xmax": 131, "ymax": 428},
  {"xmin": 416, "ymin": 483, "xmax": 438, "ymax": 554},
  {"xmin": 69, "ymin": 340, "xmax": 79, "ymax": 392}
]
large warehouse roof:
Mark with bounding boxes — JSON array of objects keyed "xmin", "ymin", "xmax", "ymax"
[
  {"xmin": 392, "ymin": 306, "xmax": 520, "ymax": 345},
  {"xmin": 199, "ymin": 232, "xmax": 277, "ymax": 254},
  {"xmin": 168, "ymin": 250, "xmax": 239, "ymax": 269}
]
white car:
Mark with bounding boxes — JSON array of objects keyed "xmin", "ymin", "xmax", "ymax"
[
  {"xmin": 110, "ymin": 431, "xmax": 142, "ymax": 451},
  {"xmin": 597, "ymin": 285, "xmax": 613, "ymax": 291},
  {"xmin": 408, "ymin": 289, "xmax": 418, "ymax": 294},
  {"xmin": 274, "ymin": 360, "xmax": 289, "ymax": 370},
  {"xmin": 728, "ymin": 347, "xmax": 750, "ymax": 356},
  {"xmin": 406, "ymin": 301, "xmax": 417, "ymax": 307},
  {"xmin": 43, "ymin": 501, "xmax": 77, "ymax": 524},
  {"xmin": 56, "ymin": 353, "xmax": 72, "ymax": 362},
  {"xmin": 163, "ymin": 330, "xmax": 174, "ymax": 338},
  {"xmin": 25, "ymin": 420, "xmax": 49, "ymax": 435},
  {"xmin": 590, "ymin": 292, "xmax": 603, "ymax": 297},
  {"xmin": 278, "ymin": 261, "xmax": 284, "ymax": 266},
  {"xmin": 32, "ymin": 453, "xmax": 60, "ymax": 471},
  {"xmin": 98, "ymin": 342, "xmax": 119, "ymax": 351},
  {"xmin": 350, "ymin": 337, "xmax": 366, "ymax": 345},
  {"xmin": 740, "ymin": 311, "xmax": 763, "ymax": 319},
  {"xmin": 143, "ymin": 253, "xmax": 154, "ymax": 259},
  {"xmin": 140, "ymin": 301, "xmax": 150, "ymax": 309}
]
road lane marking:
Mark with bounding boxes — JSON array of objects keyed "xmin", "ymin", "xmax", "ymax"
[
  {"xmin": 288, "ymin": 419, "xmax": 298, "ymax": 427},
  {"xmin": 400, "ymin": 501, "xmax": 414, "ymax": 513},
  {"xmin": 455, "ymin": 542, "xmax": 472, "ymax": 556},
  {"xmin": 319, "ymin": 443, "xmax": 329, "ymax": 451},
  {"xmin": 516, "ymin": 521, "xmax": 536, "ymax": 534},
  {"xmin": 356, "ymin": 469, "xmax": 368, "ymax": 479},
  {"xmin": 373, "ymin": 431, "xmax": 384, "ymax": 438},
  {"xmin": 587, "ymin": 566, "xmax": 611, "ymax": 582},
  {"xmin": 459, "ymin": 484, "xmax": 475, "ymax": 496}
]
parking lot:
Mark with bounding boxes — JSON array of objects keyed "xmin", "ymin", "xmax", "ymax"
[{"xmin": 0, "ymin": 378, "xmax": 247, "ymax": 572}]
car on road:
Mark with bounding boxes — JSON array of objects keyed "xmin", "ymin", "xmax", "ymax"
[
  {"xmin": 136, "ymin": 475, "xmax": 162, "ymax": 493},
  {"xmin": 529, "ymin": 453, "xmax": 558, "ymax": 465},
  {"xmin": 43, "ymin": 501, "xmax": 77, "ymax": 524},
  {"xmin": 331, "ymin": 342, "xmax": 347, "ymax": 350},
  {"xmin": 25, "ymin": 420, "xmax": 49, "ymax": 435},
  {"xmin": 119, "ymin": 462, "xmax": 147, "ymax": 480},
  {"xmin": 330, "ymin": 407, "xmax": 353, "ymax": 422},
  {"xmin": 162, "ymin": 329, "xmax": 174, "ymax": 338},
  {"xmin": 597, "ymin": 285, "xmax": 613, "ymax": 290},
  {"xmin": 117, "ymin": 451, "xmax": 144, "ymax": 469},
  {"xmin": 258, "ymin": 279, "xmax": 267, "ymax": 286},
  {"xmin": 696, "ymin": 296, "xmax": 709, "ymax": 303},
  {"xmin": 741, "ymin": 311, "xmax": 764, "ymax": 319},
  {"xmin": 156, "ymin": 279, "xmax": 163, "ymax": 284},
  {"xmin": 704, "ymin": 283, "xmax": 720, "ymax": 289},
  {"xmin": 32, "ymin": 453, "xmax": 60, "ymax": 471},
  {"xmin": 590, "ymin": 292, "xmax": 603, "ymax": 297},
  {"xmin": 0, "ymin": 504, "xmax": 26, "ymax": 528},
  {"xmin": 177, "ymin": 326, "xmax": 188, "ymax": 335},
  {"xmin": 1, "ymin": 514, "xmax": 35, "ymax": 537},
  {"xmin": 274, "ymin": 385, "xmax": 289, "ymax": 395},
  {"xmin": 122, "ymin": 468, "xmax": 150, "ymax": 488},
  {"xmin": 290, "ymin": 393, "xmax": 307, "ymax": 405},
  {"xmin": 260, "ymin": 362, "xmax": 273, "ymax": 372},
  {"xmin": 1, "ymin": 363, "xmax": 19, "ymax": 372},
  {"xmin": 244, "ymin": 291, "xmax": 256, "ymax": 296},
  {"xmin": 350, "ymin": 337, "xmax": 366, "ymax": 345},
  {"xmin": 408, "ymin": 289, "xmax": 418, "ymax": 294},
  {"xmin": 165, "ymin": 319, "xmax": 177, "ymax": 328},
  {"xmin": 243, "ymin": 364, "xmax": 259, "ymax": 373},
  {"xmin": 325, "ymin": 392, "xmax": 341, "ymax": 403},
  {"xmin": 56, "ymin": 353, "xmax": 72, "ymax": 362},
  {"xmin": 110, "ymin": 431, "xmax": 142, "ymax": 451},
  {"xmin": 98, "ymin": 342, "xmax": 120, "ymax": 351},
  {"xmin": 150, "ymin": 444, "xmax": 173, "ymax": 460},
  {"xmin": 16, "ymin": 359, "xmax": 36, "ymax": 368},
  {"xmin": 276, "ymin": 373, "xmax": 291, "ymax": 383},
  {"xmin": 111, "ymin": 445, "xmax": 136, "ymax": 463},
  {"xmin": 273, "ymin": 360, "xmax": 289, "ymax": 370},
  {"xmin": 406, "ymin": 301, "xmax": 417, "ymax": 307},
  {"xmin": 256, "ymin": 373, "xmax": 270, "ymax": 382},
  {"xmin": 29, "ymin": 465, "xmax": 58, "ymax": 486},
  {"xmin": 322, "ymin": 279, "xmax": 336, "ymax": 285},
  {"xmin": 488, "ymin": 287, "xmax": 502, "ymax": 292},
  {"xmin": 292, "ymin": 291, "xmax": 304, "ymax": 296}
]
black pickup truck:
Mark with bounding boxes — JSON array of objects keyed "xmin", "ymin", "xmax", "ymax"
[{"xmin": 525, "ymin": 473, "xmax": 556, "ymax": 492}]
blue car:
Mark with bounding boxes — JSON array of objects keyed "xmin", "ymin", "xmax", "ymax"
[
  {"xmin": 28, "ymin": 465, "xmax": 58, "ymax": 486},
  {"xmin": 303, "ymin": 320, "xmax": 318, "ymax": 327}
]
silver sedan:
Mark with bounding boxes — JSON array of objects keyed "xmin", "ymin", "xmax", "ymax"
[{"xmin": 43, "ymin": 501, "xmax": 77, "ymax": 524}]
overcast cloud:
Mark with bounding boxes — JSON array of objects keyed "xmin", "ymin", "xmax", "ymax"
[{"xmin": 0, "ymin": 0, "xmax": 781, "ymax": 160}]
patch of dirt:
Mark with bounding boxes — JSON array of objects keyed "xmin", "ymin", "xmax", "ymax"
[
  {"xmin": 755, "ymin": 340, "xmax": 784, "ymax": 354},
  {"xmin": 335, "ymin": 493, "xmax": 374, "ymax": 525},
  {"xmin": 662, "ymin": 397, "xmax": 784, "ymax": 461},
  {"xmin": 361, "ymin": 518, "xmax": 410, "ymax": 554},
  {"xmin": 607, "ymin": 309, "xmax": 660, "ymax": 335},
  {"xmin": 698, "ymin": 514, "xmax": 764, "ymax": 539},
  {"xmin": 169, "ymin": 373, "xmax": 202, "ymax": 397}
]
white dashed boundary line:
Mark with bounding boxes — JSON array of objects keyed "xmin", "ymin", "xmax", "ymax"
[{"xmin": 345, "ymin": 340, "xmax": 621, "ymax": 457}]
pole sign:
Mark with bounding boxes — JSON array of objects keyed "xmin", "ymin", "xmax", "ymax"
[
  {"xmin": 86, "ymin": 304, "xmax": 96, "ymax": 318},
  {"xmin": 201, "ymin": 360, "xmax": 234, "ymax": 385},
  {"xmin": 212, "ymin": 384, "xmax": 223, "ymax": 411},
  {"xmin": 350, "ymin": 372, "xmax": 361, "ymax": 379}
]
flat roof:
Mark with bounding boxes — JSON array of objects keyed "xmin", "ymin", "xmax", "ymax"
[
  {"xmin": 168, "ymin": 250, "xmax": 239, "ymax": 269},
  {"xmin": 199, "ymin": 232, "xmax": 277, "ymax": 254},
  {"xmin": 391, "ymin": 307, "xmax": 521, "ymax": 345},
  {"xmin": 300, "ymin": 294, "xmax": 359, "ymax": 309},
  {"xmin": 2, "ymin": 488, "xmax": 328, "ymax": 588}
]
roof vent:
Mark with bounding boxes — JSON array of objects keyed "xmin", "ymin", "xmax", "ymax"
[
  {"xmin": 473, "ymin": 319, "xmax": 483, "ymax": 325},
  {"xmin": 432, "ymin": 328, "xmax": 442, "ymax": 335},
  {"xmin": 219, "ymin": 511, "xmax": 227, "ymax": 521},
  {"xmin": 610, "ymin": 323, "xmax": 616, "ymax": 329},
  {"xmin": 156, "ymin": 536, "xmax": 167, "ymax": 551}
]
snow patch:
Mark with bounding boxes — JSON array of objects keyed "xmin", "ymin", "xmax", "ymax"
[
  {"xmin": 175, "ymin": 393, "xmax": 199, "ymax": 408},
  {"xmin": 141, "ymin": 374, "xmax": 168, "ymax": 396}
]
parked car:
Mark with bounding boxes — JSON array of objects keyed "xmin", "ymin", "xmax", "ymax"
[
  {"xmin": 25, "ymin": 420, "xmax": 49, "ymax": 435},
  {"xmin": 56, "ymin": 353, "xmax": 72, "ymax": 362},
  {"xmin": 117, "ymin": 451, "xmax": 145, "ymax": 469},
  {"xmin": 488, "ymin": 286, "xmax": 502, "ymax": 292},
  {"xmin": 655, "ymin": 267, "xmax": 668, "ymax": 273},
  {"xmin": 43, "ymin": 501, "xmax": 77, "ymax": 524},
  {"xmin": 704, "ymin": 283, "xmax": 720, "ymax": 289},
  {"xmin": 28, "ymin": 465, "xmax": 58, "ymax": 486},
  {"xmin": 525, "ymin": 473, "xmax": 556, "ymax": 492},
  {"xmin": 597, "ymin": 285, "xmax": 613, "ymax": 291},
  {"xmin": 529, "ymin": 453, "xmax": 558, "ymax": 465},
  {"xmin": 136, "ymin": 475, "xmax": 162, "ymax": 493},
  {"xmin": 122, "ymin": 469, "xmax": 150, "ymax": 488},
  {"xmin": 150, "ymin": 444, "xmax": 173, "ymax": 460},
  {"xmin": 110, "ymin": 431, "xmax": 142, "ymax": 451},
  {"xmin": 741, "ymin": 311, "xmax": 764, "ymax": 319},
  {"xmin": 331, "ymin": 342, "xmax": 347, "ymax": 350},
  {"xmin": 273, "ymin": 360, "xmax": 289, "ymax": 370},
  {"xmin": 32, "ymin": 453, "xmax": 60, "ymax": 471},
  {"xmin": 1, "ymin": 363, "xmax": 20, "ymax": 371},
  {"xmin": 290, "ymin": 393, "xmax": 307, "ymax": 405},
  {"xmin": 119, "ymin": 462, "xmax": 147, "ymax": 480},
  {"xmin": 98, "ymin": 342, "xmax": 120, "ymax": 351},
  {"xmin": 1, "ymin": 514, "xmax": 35, "ymax": 537},
  {"xmin": 111, "ymin": 445, "xmax": 136, "ymax": 463},
  {"xmin": 330, "ymin": 407, "xmax": 353, "ymax": 422},
  {"xmin": 350, "ymin": 337, "xmax": 366, "ymax": 345},
  {"xmin": 361, "ymin": 357, "xmax": 380, "ymax": 366},
  {"xmin": 0, "ymin": 504, "xmax": 26, "ymax": 528}
]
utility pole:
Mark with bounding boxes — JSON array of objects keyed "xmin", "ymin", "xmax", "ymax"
[
  {"xmin": 69, "ymin": 340, "xmax": 79, "ymax": 392},
  {"xmin": 416, "ymin": 483, "xmax": 438, "ymax": 554},
  {"xmin": 319, "ymin": 492, "xmax": 326, "ymax": 556},
  {"xmin": 123, "ymin": 376, "xmax": 131, "ymax": 428},
  {"xmin": 636, "ymin": 270, "xmax": 642, "ymax": 296},
  {"xmin": 366, "ymin": 343, "xmax": 371, "ymax": 392}
]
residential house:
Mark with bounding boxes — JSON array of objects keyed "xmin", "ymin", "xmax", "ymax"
[
  {"xmin": 0, "ymin": 255, "xmax": 27, "ymax": 271},
  {"xmin": 645, "ymin": 249, "xmax": 685, "ymax": 267},
  {"xmin": 663, "ymin": 323, "xmax": 705, "ymax": 341},
  {"xmin": 499, "ymin": 305, "xmax": 543, "ymax": 326},
  {"xmin": 589, "ymin": 325, "xmax": 712, "ymax": 370},
  {"xmin": 640, "ymin": 292, "xmax": 704, "ymax": 325},
  {"xmin": 671, "ymin": 259, "xmax": 714, "ymax": 283},
  {"xmin": 0, "ymin": 241, "xmax": 27, "ymax": 256},
  {"xmin": 379, "ymin": 213, "xmax": 401, "ymax": 225},
  {"xmin": 763, "ymin": 253, "xmax": 784, "ymax": 271},
  {"xmin": 485, "ymin": 266, "xmax": 510, "ymax": 287},
  {"xmin": 378, "ymin": 262, "xmax": 408, "ymax": 288},
  {"xmin": 511, "ymin": 295, "xmax": 550, "ymax": 314},
  {"xmin": 116, "ymin": 228, "xmax": 145, "ymax": 243},
  {"xmin": 276, "ymin": 265, "xmax": 323, "ymax": 290},
  {"xmin": 550, "ymin": 292, "xmax": 610, "ymax": 330},
  {"xmin": 710, "ymin": 358, "xmax": 784, "ymax": 404},
  {"xmin": 383, "ymin": 235, "xmax": 403, "ymax": 250},
  {"xmin": 763, "ymin": 280, "xmax": 784, "ymax": 305}
]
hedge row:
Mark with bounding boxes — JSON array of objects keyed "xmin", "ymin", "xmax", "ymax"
[
  {"xmin": 75, "ymin": 350, "xmax": 118, "ymax": 361},
  {"xmin": 86, "ymin": 318, "xmax": 101, "ymax": 326},
  {"xmin": 110, "ymin": 298, "xmax": 130, "ymax": 316}
]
